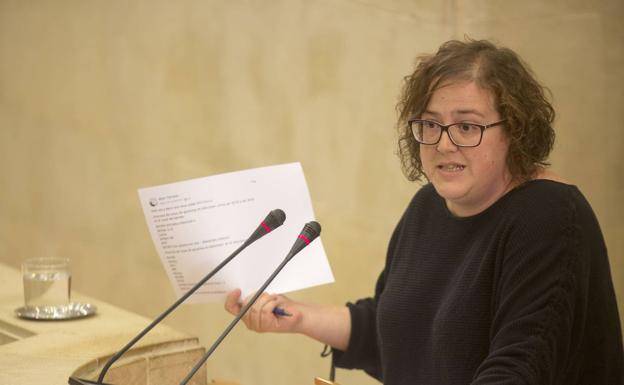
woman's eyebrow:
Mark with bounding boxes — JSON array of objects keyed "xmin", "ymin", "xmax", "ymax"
[
  {"xmin": 454, "ymin": 108, "xmax": 486, "ymax": 118},
  {"xmin": 421, "ymin": 109, "xmax": 487, "ymax": 119},
  {"xmin": 421, "ymin": 109, "xmax": 441, "ymax": 118}
]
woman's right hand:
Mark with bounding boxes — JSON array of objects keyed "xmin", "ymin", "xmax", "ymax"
[
  {"xmin": 224, "ymin": 289, "xmax": 352, "ymax": 351},
  {"xmin": 224, "ymin": 289, "xmax": 303, "ymax": 334}
]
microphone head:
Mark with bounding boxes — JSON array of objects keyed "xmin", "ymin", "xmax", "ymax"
[
  {"xmin": 285, "ymin": 220, "xmax": 322, "ymax": 260},
  {"xmin": 303, "ymin": 221, "xmax": 321, "ymax": 240},
  {"xmin": 265, "ymin": 209, "xmax": 286, "ymax": 230},
  {"xmin": 245, "ymin": 209, "xmax": 286, "ymax": 246}
]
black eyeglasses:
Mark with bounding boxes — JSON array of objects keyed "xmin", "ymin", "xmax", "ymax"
[{"xmin": 408, "ymin": 118, "xmax": 506, "ymax": 147}]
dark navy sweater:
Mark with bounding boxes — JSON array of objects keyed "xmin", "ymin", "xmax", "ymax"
[{"xmin": 334, "ymin": 180, "xmax": 623, "ymax": 384}]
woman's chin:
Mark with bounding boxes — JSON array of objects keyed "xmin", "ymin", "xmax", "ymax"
[{"xmin": 431, "ymin": 181, "xmax": 469, "ymax": 203}]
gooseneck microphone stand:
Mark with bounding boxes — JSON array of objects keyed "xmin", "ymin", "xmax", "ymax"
[
  {"xmin": 68, "ymin": 209, "xmax": 286, "ymax": 385},
  {"xmin": 178, "ymin": 221, "xmax": 322, "ymax": 385}
]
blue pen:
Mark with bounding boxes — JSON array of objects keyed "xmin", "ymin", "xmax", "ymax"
[{"xmin": 272, "ymin": 307, "xmax": 292, "ymax": 317}]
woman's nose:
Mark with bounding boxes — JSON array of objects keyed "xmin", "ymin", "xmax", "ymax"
[{"xmin": 436, "ymin": 130, "xmax": 458, "ymax": 153}]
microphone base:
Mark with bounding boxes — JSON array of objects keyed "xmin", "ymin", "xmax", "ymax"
[{"xmin": 68, "ymin": 377, "xmax": 115, "ymax": 385}]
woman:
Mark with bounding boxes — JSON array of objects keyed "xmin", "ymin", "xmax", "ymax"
[{"xmin": 225, "ymin": 39, "xmax": 623, "ymax": 384}]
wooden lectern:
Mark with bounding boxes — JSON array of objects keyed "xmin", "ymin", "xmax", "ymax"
[
  {"xmin": 209, "ymin": 376, "xmax": 337, "ymax": 385},
  {"xmin": 314, "ymin": 377, "xmax": 339, "ymax": 385},
  {"xmin": 0, "ymin": 263, "xmax": 341, "ymax": 385}
]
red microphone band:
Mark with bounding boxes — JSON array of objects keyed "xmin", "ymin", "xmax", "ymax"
[
  {"xmin": 261, "ymin": 221, "xmax": 271, "ymax": 233},
  {"xmin": 298, "ymin": 234, "xmax": 311, "ymax": 245}
]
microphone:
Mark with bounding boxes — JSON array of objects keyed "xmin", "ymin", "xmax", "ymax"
[
  {"xmin": 285, "ymin": 220, "xmax": 321, "ymax": 261},
  {"xmin": 243, "ymin": 208, "xmax": 286, "ymax": 247},
  {"xmin": 68, "ymin": 209, "xmax": 286, "ymax": 385},
  {"xmin": 178, "ymin": 221, "xmax": 322, "ymax": 385}
]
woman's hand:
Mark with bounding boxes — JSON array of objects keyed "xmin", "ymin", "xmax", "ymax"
[
  {"xmin": 224, "ymin": 289, "xmax": 351, "ymax": 351},
  {"xmin": 224, "ymin": 289, "xmax": 303, "ymax": 333}
]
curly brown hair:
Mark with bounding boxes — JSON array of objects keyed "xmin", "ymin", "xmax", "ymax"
[{"xmin": 397, "ymin": 38, "xmax": 555, "ymax": 182}]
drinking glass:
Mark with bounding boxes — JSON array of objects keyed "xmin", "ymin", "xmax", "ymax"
[{"xmin": 22, "ymin": 257, "xmax": 71, "ymax": 309}]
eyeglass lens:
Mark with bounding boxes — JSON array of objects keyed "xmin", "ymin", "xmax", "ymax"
[{"xmin": 412, "ymin": 121, "xmax": 482, "ymax": 146}]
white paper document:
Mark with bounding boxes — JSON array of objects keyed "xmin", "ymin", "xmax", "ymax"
[{"xmin": 138, "ymin": 162, "xmax": 334, "ymax": 303}]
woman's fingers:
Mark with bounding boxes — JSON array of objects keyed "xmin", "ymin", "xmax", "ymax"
[
  {"xmin": 244, "ymin": 292, "xmax": 278, "ymax": 332},
  {"xmin": 257, "ymin": 295, "xmax": 282, "ymax": 332},
  {"xmin": 227, "ymin": 291, "xmax": 299, "ymax": 333},
  {"xmin": 224, "ymin": 289, "xmax": 242, "ymax": 315}
]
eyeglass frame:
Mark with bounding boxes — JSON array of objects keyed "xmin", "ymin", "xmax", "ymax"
[{"xmin": 408, "ymin": 118, "xmax": 507, "ymax": 147}]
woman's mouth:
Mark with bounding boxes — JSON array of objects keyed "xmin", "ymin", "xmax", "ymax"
[{"xmin": 437, "ymin": 163, "xmax": 465, "ymax": 172}]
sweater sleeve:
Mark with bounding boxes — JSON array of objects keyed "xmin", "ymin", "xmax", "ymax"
[
  {"xmin": 331, "ymin": 211, "xmax": 406, "ymax": 381},
  {"xmin": 471, "ymin": 187, "xmax": 601, "ymax": 385},
  {"xmin": 331, "ymin": 273, "xmax": 385, "ymax": 380}
]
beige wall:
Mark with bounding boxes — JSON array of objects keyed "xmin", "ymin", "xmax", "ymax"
[{"xmin": 0, "ymin": 1, "xmax": 621, "ymax": 385}]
